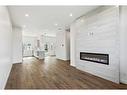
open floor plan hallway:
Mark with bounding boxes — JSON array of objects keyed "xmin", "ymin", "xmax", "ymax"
[{"xmin": 5, "ymin": 56, "xmax": 127, "ymax": 89}]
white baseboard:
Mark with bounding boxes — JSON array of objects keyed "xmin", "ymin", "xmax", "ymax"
[
  {"xmin": 120, "ymin": 78, "xmax": 127, "ymax": 84},
  {"xmin": 0, "ymin": 61, "xmax": 12, "ymax": 89},
  {"xmin": 12, "ymin": 58, "xmax": 22, "ymax": 64},
  {"xmin": 70, "ymin": 63, "xmax": 76, "ymax": 67}
]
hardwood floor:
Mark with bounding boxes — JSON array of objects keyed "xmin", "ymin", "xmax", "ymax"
[{"xmin": 5, "ymin": 56, "xmax": 127, "ymax": 89}]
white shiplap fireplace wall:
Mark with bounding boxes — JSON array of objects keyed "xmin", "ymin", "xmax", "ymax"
[{"xmin": 70, "ymin": 6, "xmax": 120, "ymax": 83}]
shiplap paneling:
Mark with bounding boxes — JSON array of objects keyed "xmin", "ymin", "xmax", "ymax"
[{"xmin": 71, "ymin": 7, "xmax": 120, "ymax": 83}]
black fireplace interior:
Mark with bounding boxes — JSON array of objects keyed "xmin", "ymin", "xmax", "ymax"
[{"xmin": 80, "ymin": 52, "xmax": 109, "ymax": 65}]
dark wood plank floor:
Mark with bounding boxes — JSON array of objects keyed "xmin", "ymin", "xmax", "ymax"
[{"xmin": 5, "ymin": 56, "xmax": 127, "ymax": 89}]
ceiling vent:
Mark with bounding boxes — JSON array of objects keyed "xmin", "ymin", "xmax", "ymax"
[
  {"xmin": 65, "ymin": 28, "xmax": 70, "ymax": 32},
  {"xmin": 58, "ymin": 28, "xmax": 62, "ymax": 30}
]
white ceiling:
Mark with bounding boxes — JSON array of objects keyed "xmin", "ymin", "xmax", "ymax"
[{"xmin": 8, "ymin": 6, "xmax": 98, "ymax": 36}]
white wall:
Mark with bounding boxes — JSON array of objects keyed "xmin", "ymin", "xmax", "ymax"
[
  {"xmin": 12, "ymin": 27, "xmax": 23, "ymax": 63},
  {"xmin": 66, "ymin": 31, "xmax": 70, "ymax": 60},
  {"xmin": 56, "ymin": 31, "xmax": 70, "ymax": 60},
  {"xmin": 120, "ymin": 6, "xmax": 127, "ymax": 84},
  {"xmin": 0, "ymin": 7, "xmax": 12, "ymax": 89},
  {"xmin": 71, "ymin": 6, "xmax": 120, "ymax": 83}
]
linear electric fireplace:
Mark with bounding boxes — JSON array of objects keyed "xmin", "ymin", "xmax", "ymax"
[{"xmin": 80, "ymin": 52, "xmax": 109, "ymax": 65}]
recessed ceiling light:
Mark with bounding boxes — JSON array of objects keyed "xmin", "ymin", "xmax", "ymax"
[
  {"xmin": 54, "ymin": 23, "xmax": 58, "ymax": 26},
  {"xmin": 81, "ymin": 19, "xmax": 84, "ymax": 22},
  {"xmin": 116, "ymin": 5, "xmax": 119, "ymax": 7},
  {"xmin": 69, "ymin": 13, "xmax": 73, "ymax": 17},
  {"xmin": 25, "ymin": 14, "xmax": 29, "ymax": 17},
  {"xmin": 23, "ymin": 25, "xmax": 26, "ymax": 28}
]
